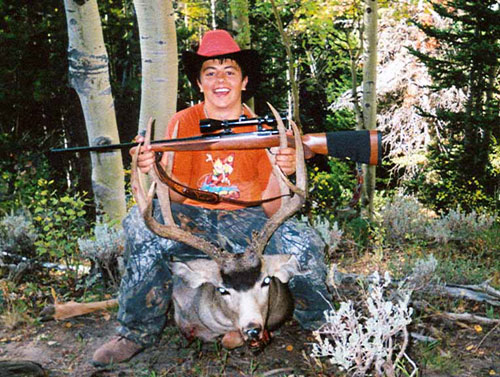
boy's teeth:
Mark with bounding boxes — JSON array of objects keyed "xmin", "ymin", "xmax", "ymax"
[{"xmin": 215, "ymin": 88, "xmax": 229, "ymax": 93}]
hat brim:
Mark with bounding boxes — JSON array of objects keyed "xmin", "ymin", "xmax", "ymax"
[{"xmin": 182, "ymin": 50, "xmax": 261, "ymax": 101}]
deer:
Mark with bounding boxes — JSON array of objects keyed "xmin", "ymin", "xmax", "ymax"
[{"xmin": 42, "ymin": 104, "xmax": 308, "ymax": 350}]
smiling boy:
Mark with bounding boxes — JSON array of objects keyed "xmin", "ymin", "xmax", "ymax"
[{"xmin": 92, "ymin": 30, "xmax": 331, "ymax": 366}]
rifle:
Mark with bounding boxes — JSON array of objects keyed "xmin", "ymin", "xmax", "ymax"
[{"xmin": 51, "ymin": 116, "xmax": 381, "ymax": 165}]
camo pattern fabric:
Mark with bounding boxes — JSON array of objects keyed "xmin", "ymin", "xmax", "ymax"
[{"xmin": 117, "ymin": 201, "xmax": 331, "ymax": 347}]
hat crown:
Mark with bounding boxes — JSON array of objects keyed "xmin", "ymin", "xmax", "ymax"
[{"xmin": 197, "ymin": 30, "xmax": 241, "ymax": 57}]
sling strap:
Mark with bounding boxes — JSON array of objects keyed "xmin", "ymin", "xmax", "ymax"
[{"xmin": 153, "ymin": 156, "xmax": 290, "ymax": 206}]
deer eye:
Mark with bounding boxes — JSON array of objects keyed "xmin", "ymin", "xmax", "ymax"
[
  {"xmin": 261, "ymin": 276, "xmax": 272, "ymax": 287},
  {"xmin": 217, "ymin": 287, "xmax": 230, "ymax": 295}
]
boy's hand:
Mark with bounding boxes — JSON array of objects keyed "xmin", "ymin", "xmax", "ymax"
[
  {"xmin": 130, "ymin": 135, "xmax": 156, "ymax": 174},
  {"xmin": 273, "ymin": 147, "xmax": 296, "ymax": 176}
]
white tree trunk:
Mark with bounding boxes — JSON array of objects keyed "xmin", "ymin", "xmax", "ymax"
[
  {"xmin": 362, "ymin": 0, "xmax": 378, "ymax": 218},
  {"xmin": 230, "ymin": 0, "xmax": 254, "ymax": 109},
  {"xmin": 133, "ymin": 0, "xmax": 178, "ymax": 140},
  {"xmin": 63, "ymin": 0, "xmax": 126, "ymax": 222}
]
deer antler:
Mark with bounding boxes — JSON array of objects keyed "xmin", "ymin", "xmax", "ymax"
[
  {"xmin": 130, "ymin": 122, "xmax": 229, "ymax": 264},
  {"xmin": 246, "ymin": 107, "xmax": 307, "ymax": 257}
]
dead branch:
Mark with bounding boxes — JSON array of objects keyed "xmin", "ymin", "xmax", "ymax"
[
  {"xmin": 261, "ymin": 367, "xmax": 294, "ymax": 377},
  {"xmin": 428, "ymin": 283, "xmax": 500, "ymax": 307},
  {"xmin": 439, "ymin": 312, "xmax": 500, "ymax": 325},
  {"xmin": 329, "ymin": 265, "xmax": 500, "ymax": 307},
  {"xmin": 477, "ymin": 323, "xmax": 500, "ymax": 349}
]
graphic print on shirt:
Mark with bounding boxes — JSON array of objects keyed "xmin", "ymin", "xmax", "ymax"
[{"xmin": 198, "ymin": 153, "xmax": 240, "ymax": 199}]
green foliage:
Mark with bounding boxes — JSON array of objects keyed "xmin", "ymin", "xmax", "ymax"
[
  {"xmin": 408, "ymin": 0, "xmax": 500, "ymax": 212},
  {"xmin": 405, "ymin": 140, "xmax": 496, "ymax": 212},
  {"xmin": 307, "ymin": 158, "xmax": 356, "ymax": 222},
  {"xmin": 0, "ymin": 280, "xmax": 32, "ymax": 329},
  {"xmin": 31, "ymin": 179, "xmax": 90, "ymax": 274},
  {"xmin": 0, "ymin": 133, "xmax": 55, "ymax": 215},
  {"xmin": 413, "ymin": 340, "xmax": 461, "ymax": 376}
]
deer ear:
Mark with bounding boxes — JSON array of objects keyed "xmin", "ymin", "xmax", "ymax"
[
  {"xmin": 171, "ymin": 259, "xmax": 221, "ymax": 289},
  {"xmin": 264, "ymin": 255, "xmax": 301, "ymax": 283}
]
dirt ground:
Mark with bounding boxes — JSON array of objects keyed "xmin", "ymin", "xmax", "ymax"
[
  {"xmin": 0, "ymin": 311, "xmax": 331, "ymax": 377},
  {"xmin": 0, "ymin": 308, "xmax": 498, "ymax": 377}
]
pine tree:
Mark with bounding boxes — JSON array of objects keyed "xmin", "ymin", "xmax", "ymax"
[{"xmin": 409, "ymin": 0, "xmax": 499, "ymax": 211}]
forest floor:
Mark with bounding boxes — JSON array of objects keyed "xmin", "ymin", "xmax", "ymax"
[
  {"xmin": 1, "ymin": 247, "xmax": 499, "ymax": 376},
  {"xmin": 0, "ymin": 306, "xmax": 499, "ymax": 377}
]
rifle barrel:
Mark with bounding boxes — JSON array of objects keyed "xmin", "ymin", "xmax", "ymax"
[{"xmin": 50, "ymin": 141, "xmax": 139, "ymax": 154}]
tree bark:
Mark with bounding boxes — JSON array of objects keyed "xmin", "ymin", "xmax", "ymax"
[
  {"xmin": 63, "ymin": 0, "xmax": 126, "ymax": 222},
  {"xmin": 230, "ymin": 0, "xmax": 255, "ymax": 110},
  {"xmin": 361, "ymin": 0, "xmax": 378, "ymax": 219},
  {"xmin": 133, "ymin": 0, "xmax": 178, "ymax": 140}
]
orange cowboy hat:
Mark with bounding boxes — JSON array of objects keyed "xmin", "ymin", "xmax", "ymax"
[{"xmin": 182, "ymin": 30, "xmax": 261, "ymax": 100}]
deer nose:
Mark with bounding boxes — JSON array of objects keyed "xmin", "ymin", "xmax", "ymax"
[{"xmin": 245, "ymin": 326, "xmax": 262, "ymax": 340}]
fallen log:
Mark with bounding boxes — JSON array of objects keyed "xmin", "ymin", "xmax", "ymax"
[
  {"xmin": 329, "ymin": 264, "xmax": 500, "ymax": 306},
  {"xmin": 0, "ymin": 360, "xmax": 47, "ymax": 377},
  {"xmin": 439, "ymin": 312, "xmax": 500, "ymax": 325},
  {"xmin": 430, "ymin": 282, "xmax": 500, "ymax": 307}
]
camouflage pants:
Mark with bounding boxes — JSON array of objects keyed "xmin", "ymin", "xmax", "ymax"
[{"xmin": 117, "ymin": 202, "xmax": 331, "ymax": 347}]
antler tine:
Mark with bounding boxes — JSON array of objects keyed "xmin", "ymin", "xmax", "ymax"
[
  {"xmin": 130, "ymin": 123, "xmax": 229, "ymax": 264},
  {"xmin": 150, "ymin": 120, "xmax": 178, "ymax": 225},
  {"xmin": 266, "ymin": 103, "xmax": 305, "ymax": 197},
  {"xmin": 247, "ymin": 113, "xmax": 307, "ymax": 256},
  {"xmin": 130, "ymin": 141, "xmax": 149, "ymax": 211},
  {"xmin": 141, "ymin": 184, "xmax": 228, "ymax": 263}
]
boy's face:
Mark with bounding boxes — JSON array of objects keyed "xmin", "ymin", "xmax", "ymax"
[{"xmin": 197, "ymin": 59, "xmax": 248, "ymax": 115}]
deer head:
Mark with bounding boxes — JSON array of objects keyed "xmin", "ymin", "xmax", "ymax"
[{"xmin": 131, "ymin": 105, "xmax": 307, "ymax": 344}]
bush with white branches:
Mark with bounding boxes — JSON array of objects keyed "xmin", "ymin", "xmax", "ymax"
[{"xmin": 311, "ymin": 271, "xmax": 416, "ymax": 377}]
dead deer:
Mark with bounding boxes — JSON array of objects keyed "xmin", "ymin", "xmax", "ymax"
[{"xmin": 131, "ymin": 104, "xmax": 308, "ymax": 349}]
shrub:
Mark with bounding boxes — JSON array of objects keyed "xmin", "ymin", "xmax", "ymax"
[
  {"xmin": 303, "ymin": 215, "xmax": 344, "ymax": 255},
  {"xmin": 425, "ymin": 207, "xmax": 496, "ymax": 244},
  {"xmin": 379, "ymin": 194, "xmax": 496, "ymax": 246},
  {"xmin": 31, "ymin": 179, "xmax": 90, "ymax": 276},
  {"xmin": 0, "ymin": 213, "xmax": 38, "ymax": 257},
  {"xmin": 311, "ymin": 271, "xmax": 415, "ymax": 377},
  {"xmin": 78, "ymin": 223, "xmax": 125, "ymax": 288},
  {"xmin": 379, "ymin": 194, "xmax": 433, "ymax": 243}
]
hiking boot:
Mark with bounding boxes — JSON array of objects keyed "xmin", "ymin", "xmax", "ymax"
[{"xmin": 92, "ymin": 336, "xmax": 143, "ymax": 366}]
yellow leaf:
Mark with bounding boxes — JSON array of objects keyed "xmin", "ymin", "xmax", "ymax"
[
  {"xmin": 286, "ymin": 345, "xmax": 294, "ymax": 352},
  {"xmin": 489, "ymin": 370, "xmax": 496, "ymax": 376},
  {"xmin": 466, "ymin": 345, "xmax": 475, "ymax": 351},
  {"xmin": 51, "ymin": 287, "xmax": 58, "ymax": 304},
  {"xmin": 474, "ymin": 324, "xmax": 483, "ymax": 333}
]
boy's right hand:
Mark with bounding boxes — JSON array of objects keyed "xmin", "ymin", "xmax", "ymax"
[{"xmin": 130, "ymin": 135, "xmax": 156, "ymax": 174}]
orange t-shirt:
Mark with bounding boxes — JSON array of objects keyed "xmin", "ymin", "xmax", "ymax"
[{"xmin": 165, "ymin": 103, "xmax": 273, "ymax": 210}]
